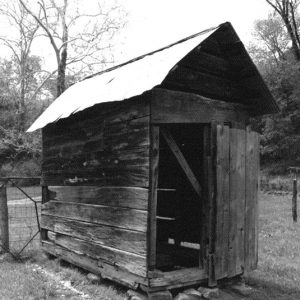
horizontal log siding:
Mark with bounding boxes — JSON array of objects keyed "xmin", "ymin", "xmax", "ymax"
[
  {"xmin": 41, "ymin": 215, "xmax": 147, "ymax": 256},
  {"xmin": 42, "ymin": 241, "xmax": 147, "ymax": 288},
  {"xmin": 42, "ymin": 101, "xmax": 150, "ymax": 186},
  {"xmin": 42, "ymin": 201, "xmax": 148, "ymax": 232},
  {"xmin": 47, "ymin": 186, "xmax": 148, "ymax": 210},
  {"xmin": 151, "ymin": 88, "xmax": 248, "ymax": 124},
  {"xmin": 41, "ymin": 95, "xmax": 150, "ymax": 279}
]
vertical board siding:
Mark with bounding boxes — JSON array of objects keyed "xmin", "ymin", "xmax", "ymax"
[
  {"xmin": 214, "ymin": 125, "xmax": 259, "ymax": 279},
  {"xmin": 200, "ymin": 125, "xmax": 210, "ymax": 271},
  {"xmin": 245, "ymin": 127, "xmax": 259, "ymax": 271},
  {"xmin": 228, "ymin": 128, "xmax": 246, "ymax": 277},
  {"xmin": 148, "ymin": 126, "xmax": 159, "ymax": 270},
  {"xmin": 215, "ymin": 124, "xmax": 230, "ymax": 279}
]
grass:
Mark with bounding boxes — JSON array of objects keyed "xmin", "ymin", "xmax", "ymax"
[
  {"xmin": 2, "ymin": 191, "xmax": 300, "ymax": 299},
  {"xmin": 0, "ymin": 259, "xmax": 60, "ymax": 299},
  {"xmin": 244, "ymin": 192, "xmax": 300, "ymax": 299},
  {"xmin": 42, "ymin": 258, "xmax": 127, "ymax": 300},
  {"xmin": 0, "ymin": 251, "xmax": 127, "ymax": 299}
]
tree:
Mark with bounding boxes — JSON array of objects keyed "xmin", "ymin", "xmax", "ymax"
[
  {"xmin": 19, "ymin": 0, "xmax": 126, "ymax": 97},
  {"xmin": 0, "ymin": 0, "xmax": 40, "ymax": 131},
  {"xmin": 249, "ymin": 13, "xmax": 300, "ymax": 172},
  {"xmin": 265, "ymin": 0, "xmax": 300, "ymax": 60},
  {"xmin": 253, "ymin": 13, "xmax": 289, "ymax": 63},
  {"xmin": 0, "ymin": 56, "xmax": 45, "ymax": 131}
]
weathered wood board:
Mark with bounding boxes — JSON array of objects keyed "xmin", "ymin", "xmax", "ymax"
[
  {"xmin": 41, "ymin": 215, "xmax": 147, "ymax": 256},
  {"xmin": 179, "ymin": 48, "xmax": 231, "ymax": 78},
  {"xmin": 54, "ymin": 234, "xmax": 147, "ymax": 276},
  {"xmin": 42, "ymin": 201, "xmax": 148, "ymax": 232},
  {"xmin": 228, "ymin": 127, "xmax": 246, "ymax": 277},
  {"xmin": 245, "ymin": 126, "xmax": 259, "ymax": 271},
  {"xmin": 214, "ymin": 124, "xmax": 230, "ymax": 279},
  {"xmin": 163, "ymin": 65, "xmax": 242, "ymax": 101},
  {"xmin": 149, "ymin": 267, "xmax": 206, "ymax": 289},
  {"xmin": 210, "ymin": 124, "xmax": 259, "ymax": 280},
  {"xmin": 42, "ymin": 241, "xmax": 147, "ymax": 289},
  {"xmin": 148, "ymin": 126, "xmax": 159, "ymax": 270},
  {"xmin": 42, "ymin": 98, "xmax": 150, "ymax": 187},
  {"xmin": 151, "ymin": 89, "xmax": 248, "ymax": 124},
  {"xmin": 47, "ymin": 186, "xmax": 148, "ymax": 210}
]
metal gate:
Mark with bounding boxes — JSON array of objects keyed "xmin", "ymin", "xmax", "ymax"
[{"xmin": 0, "ymin": 177, "xmax": 41, "ymax": 258}]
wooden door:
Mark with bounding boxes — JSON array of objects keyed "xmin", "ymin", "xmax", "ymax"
[{"xmin": 209, "ymin": 124, "xmax": 259, "ymax": 281}]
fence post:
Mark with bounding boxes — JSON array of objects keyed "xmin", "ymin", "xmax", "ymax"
[
  {"xmin": 0, "ymin": 181, "xmax": 9, "ymax": 253},
  {"xmin": 293, "ymin": 177, "xmax": 298, "ymax": 223}
]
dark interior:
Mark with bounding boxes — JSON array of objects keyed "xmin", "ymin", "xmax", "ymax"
[{"xmin": 156, "ymin": 124, "xmax": 206, "ymax": 271}]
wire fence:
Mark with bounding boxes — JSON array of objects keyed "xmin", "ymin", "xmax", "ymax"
[{"xmin": 0, "ymin": 177, "xmax": 41, "ymax": 258}]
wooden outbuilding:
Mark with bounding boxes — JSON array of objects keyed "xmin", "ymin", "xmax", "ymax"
[{"xmin": 29, "ymin": 22, "xmax": 278, "ymax": 294}]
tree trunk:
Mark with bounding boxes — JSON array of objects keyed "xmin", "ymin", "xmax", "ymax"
[
  {"xmin": 19, "ymin": 57, "xmax": 26, "ymax": 131},
  {"xmin": 283, "ymin": 17, "xmax": 300, "ymax": 60},
  {"xmin": 56, "ymin": 47, "xmax": 67, "ymax": 97},
  {"xmin": 56, "ymin": 2, "xmax": 68, "ymax": 98}
]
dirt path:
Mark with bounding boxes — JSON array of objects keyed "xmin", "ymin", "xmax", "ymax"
[
  {"xmin": 8, "ymin": 196, "xmax": 41, "ymax": 205},
  {"xmin": 31, "ymin": 264, "xmax": 92, "ymax": 299}
]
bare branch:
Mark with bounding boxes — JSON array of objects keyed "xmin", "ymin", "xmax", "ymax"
[
  {"xmin": 0, "ymin": 37, "xmax": 21, "ymax": 63},
  {"xmin": 28, "ymin": 68, "xmax": 58, "ymax": 102},
  {"xmin": 19, "ymin": 0, "xmax": 60, "ymax": 63}
]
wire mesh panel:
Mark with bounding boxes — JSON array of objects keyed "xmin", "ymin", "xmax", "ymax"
[{"xmin": 6, "ymin": 178, "xmax": 41, "ymax": 255}]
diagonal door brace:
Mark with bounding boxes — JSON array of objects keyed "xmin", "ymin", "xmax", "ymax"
[{"xmin": 161, "ymin": 128, "xmax": 202, "ymax": 197}]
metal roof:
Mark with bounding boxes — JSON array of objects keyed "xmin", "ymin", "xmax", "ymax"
[{"xmin": 27, "ymin": 26, "xmax": 219, "ymax": 132}]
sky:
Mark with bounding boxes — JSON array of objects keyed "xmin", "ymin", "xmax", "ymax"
[
  {"xmin": 114, "ymin": 0, "xmax": 271, "ymax": 63},
  {"xmin": 0, "ymin": 0, "xmax": 272, "ymax": 70}
]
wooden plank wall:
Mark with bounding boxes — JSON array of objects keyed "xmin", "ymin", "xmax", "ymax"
[
  {"xmin": 214, "ymin": 125, "xmax": 230, "ymax": 279},
  {"xmin": 41, "ymin": 95, "xmax": 151, "ymax": 282},
  {"xmin": 160, "ymin": 40, "xmax": 246, "ymax": 103},
  {"xmin": 214, "ymin": 124, "xmax": 259, "ymax": 279},
  {"xmin": 151, "ymin": 89, "xmax": 248, "ymax": 125},
  {"xmin": 228, "ymin": 128, "xmax": 246, "ymax": 277}
]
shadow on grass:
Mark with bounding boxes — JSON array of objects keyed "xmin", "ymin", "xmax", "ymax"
[{"xmin": 245, "ymin": 274, "xmax": 300, "ymax": 300}]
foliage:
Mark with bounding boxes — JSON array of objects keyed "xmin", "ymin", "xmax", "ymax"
[
  {"xmin": 259, "ymin": 59, "xmax": 300, "ymax": 169},
  {"xmin": 0, "ymin": 0, "xmax": 41, "ymax": 131},
  {"xmin": 0, "ymin": 56, "xmax": 47, "ymax": 130},
  {"xmin": 250, "ymin": 7, "xmax": 300, "ymax": 173},
  {"xmin": 19, "ymin": 0, "xmax": 126, "ymax": 97},
  {"xmin": 0, "ymin": 0, "xmax": 126, "ymax": 177},
  {"xmin": 0, "ymin": 126, "xmax": 41, "ymax": 177},
  {"xmin": 265, "ymin": 0, "xmax": 300, "ymax": 60}
]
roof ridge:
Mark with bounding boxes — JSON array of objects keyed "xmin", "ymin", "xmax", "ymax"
[{"xmin": 82, "ymin": 24, "xmax": 221, "ymax": 82}]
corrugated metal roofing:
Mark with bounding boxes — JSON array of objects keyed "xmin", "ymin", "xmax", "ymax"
[{"xmin": 27, "ymin": 26, "xmax": 219, "ymax": 132}]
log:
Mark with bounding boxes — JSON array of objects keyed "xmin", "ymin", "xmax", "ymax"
[
  {"xmin": 42, "ymin": 201, "xmax": 148, "ymax": 232},
  {"xmin": 151, "ymin": 88, "xmax": 248, "ymax": 124},
  {"xmin": 54, "ymin": 234, "xmax": 147, "ymax": 276},
  {"xmin": 41, "ymin": 215, "xmax": 147, "ymax": 256},
  {"xmin": 42, "ymin": 240, "xmax": 147, "ymax": 289},
  {"xmin": 48, "ymin": 186, "xmax": 149, "ymax": 210}
]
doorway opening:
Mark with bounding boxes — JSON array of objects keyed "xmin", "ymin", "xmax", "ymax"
[{"xmin": 155, "ymin": 124, "xmax": 207, "ymax": 272}]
